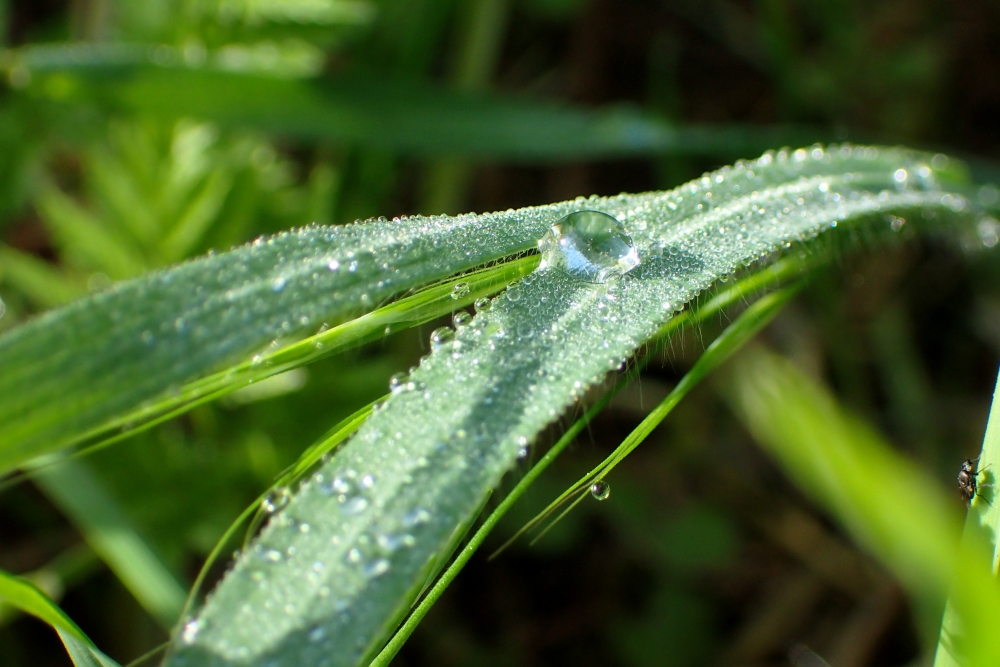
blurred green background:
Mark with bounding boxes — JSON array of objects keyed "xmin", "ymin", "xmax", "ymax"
[{"xmin": 1, "ymin": 1, "xmax": 999, "ymax": 665}]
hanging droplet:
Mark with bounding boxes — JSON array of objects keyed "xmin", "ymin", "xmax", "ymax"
[
  {"xmin": 538, "ymin": 210, "xmax": 640, "ymax": 284},
  {"xmin": 589, "ymin": 480, "xmax": 611, "ymax": 501}
]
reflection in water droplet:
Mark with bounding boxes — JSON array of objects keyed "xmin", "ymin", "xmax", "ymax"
[
  {"xmin": 537, "ymin": 210, "xmax": 641, "ymax": 284},
  {"xmin": 474, "ymin": 297, "xmax": 492, "ymax": 312},
  {"xmin": 589, "ymin": 480, "xmax": 611, "ymax": 501},
  {"xmin": 430, "ymin": 327, "xmax": 455, "ymax": 350},
  {"xmin": 451, "ymin": 282, "xmax": 470, "ymax": 299},
  {"xmin": 453, "ymin": 311, "xmax": 472, "ymax": 328}
]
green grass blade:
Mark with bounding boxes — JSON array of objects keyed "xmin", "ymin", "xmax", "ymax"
[
  {"xmin": 935, "ymin": 367, "xmax": 1000, "ymax": 667},
  {"xmin": 57, "ymin": 630, "xmax": 123, "ymax": 667},
  {"xmin": 8, "ymin": 43, "xmax": 826, "ymax": 161},
  {"xmin": 31, "ymin": 458, "xmax": 187, "ymax": 628},
  {"xmin": 0, "ymin": 567, "xmax": 122, "ymax": 667},
  {"xmin": 161, "ymin": 147, "xmax": 986, "ymax": 667},
  {"xmin": 728, "ymin": 349, "xmax": 1000, "ymax": 667},
  {"xmin": 40, "ymin": 255, "xmax": 536, "ymax": 465}
]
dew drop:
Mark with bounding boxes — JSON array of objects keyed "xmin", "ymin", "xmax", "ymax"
[
  {"xmin": 430, "ymin": 326, "xmax": 455, "ymax": 350},
  {"xmin": 537, "ymin": 210, "xmax": 640, "ymax": 284},
  {"xmin": 589, "ymin": 480, "xmax": 611, "ymax": 501},
  {"xmin": 365, "ymin": 558, "xmax": 390, "ymax": 578},
  {"xmin": 181, "ymin": 619, "xmax": 200, "ymax": 644},
  {"xmin": 453, "ymin": 311, "xmax": 472, "ymax": 328},
  {"xmin": 271, "ymin": 276, "xmax": 288, "ymax": 292},
  {"xmin": 474, "ymin": 297, "xmax": 492, "ymax": 312},
  {"xmin": 262, "ymin": 486, "xmax": 291, "ymax": 513},
  {"xmin": 388, "ymin": 372, "xmax": 407, "ymax": 393},
  {"xmin": 451, "ymin": 282, "xmax": 470, "ymax": 299}
]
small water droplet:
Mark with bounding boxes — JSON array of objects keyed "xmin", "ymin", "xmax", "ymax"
[
  {"xmin": 262, "ymin": 487, "xmax": 291, "ymax": 513},
  {"xmin": 365, "ymin": 558, "xmax": 390, "ymax": 577},
  {"xmin": 453, "ymin": 311, "xmax": 472, "ymax": 328},
  {"xmin": 537, "ymin": 210, "xmax": 640, "ymax": 284},
  {"xmin": 0, "ymin": 297, "xmax": 5, "ymax": 320},
  {"xmin": 589, "ymin": 480, "xmax": 611, "ymax": 501},
  {"xmin": 451, "ymin": 282, "xmax": 470, "ymax": 299},
  {"xmin": 181, "ymin": 619, "xmax": 200, "ymax": 644},
  {"xmin": 389, "ymin": 372, "xmax": 407, "ymax": 393},
  {"xmin": 308, "ymin": 626, "xmax": 326, "ymax": 642},
  {"xmin": 430, "ymin": 327, "xmax": 455, "ymax": 350},
  {"xmin": 474, "ymin": 297, "xmax": 492, "ymax": 312},
  {"xmin": 271, "ymin": 276, "xmax": 288, "ymax": 292}
]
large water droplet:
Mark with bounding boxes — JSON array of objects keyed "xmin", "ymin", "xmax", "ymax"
[
  {"xmin": 589, "ymin": 480, "xmax": 611, "ymax": 501},
  {"xmin": 538, "ymin": 210, "xmax": 640, "ymax": 283}
]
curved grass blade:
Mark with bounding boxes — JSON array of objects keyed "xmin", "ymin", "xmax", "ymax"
[
  {"xmin": 162, "ymin": 147, "xmax": 987, "ymax": 667},
  {"xmin": 0, "ymin": 568, "xmax": 122, "ymax": 667},
  {"xmin": 0, "ymin": 208, "xmax": 546, "ymax": 474},
  {"xmin": 935, "ymin": 367, "xmax": 1000, "ymax": 667},
  {"xmin": 728, "ymin": 349, "xmax": 1000, "ymax": 667}
]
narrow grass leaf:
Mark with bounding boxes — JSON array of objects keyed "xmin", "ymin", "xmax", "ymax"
[
  {"xmin": 31, "ymin": 458, "xmax": 187, "ymax": 628},
  {"xmin": 0, "ymin": 568, "xmax": 121, "ymax": 667},
  {"xmin": 10, "ymin": 43, "xmax": 825, "ymax": 161},
  {"xmin": 935, "ymin": 367, "xmax": 1000, "ymax": 667},
  {"xmin": 728, "ymin": 349, "xmax": 1000, "ymax": 667}
]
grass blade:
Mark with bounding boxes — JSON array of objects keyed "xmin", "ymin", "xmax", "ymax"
[
  {"xmin": 728, "ymin": 349, "xmax": 1000, "ymax": 667},
  {"xmin": 31, "ymin": 458, "xmax": 187, "ymax": 628},
  {"xmin": 0, "ymin": 568, "xmax": 122, "ymax": 667},
  {"xmin": 934, "ymin": 367, "xmax": 1000, "ymax": 667},
  {"xmin": 8, "ymin": 43, "xmax": 827, "ymax": 161}
]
